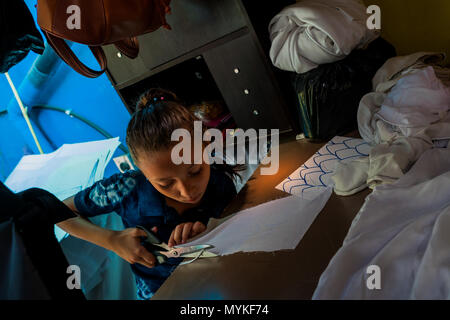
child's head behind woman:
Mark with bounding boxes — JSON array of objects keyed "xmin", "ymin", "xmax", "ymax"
[{"xmin": 126, "ymin": 88, "xmax": 239, "ymax": 206}]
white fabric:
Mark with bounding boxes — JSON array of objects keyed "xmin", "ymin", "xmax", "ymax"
[
  {"xmin": 361, "ymin": 67, "xmax": 450, "ymax": 142},
  {"xmin": 269, "ymin": 0, "xmax": 379, "ymax": 74},
  {"xmin": 377, "ymin": 67, "xmax": 450, "ymax": 132},
  {"xmin": 313, "ymin": 148, "xmax": 450, "ymax": 299},
  {"xmin": 371, "ymin": 52, "xmax": 447, "ymax": 92},
  {"xmin": 333, "ymin": 67, "xmax": 450, "ymax": 195},
  {"xmin": 180, "ymin": 188, "xmax": 332, "ymax": 256}
]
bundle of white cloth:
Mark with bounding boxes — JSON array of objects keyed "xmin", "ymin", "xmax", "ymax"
[
  {"xmin": 332, "ymin": 58, "xmax": 450, "ymax": 196},
  {"xmin": 313, "ymin": 148, "xmax": 450, "ymax": 299},
  {"xmin": 269, "ymin": 0, "xmax": 379, "ymax": 74}
]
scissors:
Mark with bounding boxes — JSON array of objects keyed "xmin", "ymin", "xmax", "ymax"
[{"xmin": 136, "ymin": 225, "xmax": 215, "ymax": 265}]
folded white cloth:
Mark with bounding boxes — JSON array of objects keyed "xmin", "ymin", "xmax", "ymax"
[
  {"xmin": 314, "ymin": 148, "xmax": 450, "ymax": 299},
  {"xmin": 269, "ymin": 0, "xmax": 379, "ymax": 74}
]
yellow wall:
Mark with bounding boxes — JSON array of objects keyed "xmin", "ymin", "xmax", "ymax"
[{"xmin": 364, "ymin": 0, "xmax": 450, "ymax": 65}]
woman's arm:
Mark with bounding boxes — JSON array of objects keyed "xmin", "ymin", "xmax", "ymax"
[
  {"xmin": 58, "ymin": 196, "xmax": 115, "ymax": 250},
  {"xmin": 57, "ymin": 196, "xmax": 156, "ymax": 268}
]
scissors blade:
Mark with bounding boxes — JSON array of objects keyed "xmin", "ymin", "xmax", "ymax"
[{"xmin": 162, "ymin": 245, "xmax": 214, "ymax": 258}]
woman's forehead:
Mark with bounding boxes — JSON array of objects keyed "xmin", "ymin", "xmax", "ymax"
[{"xmin": 138, "ymin": 149, "xmax": 199, "ymax": 180}]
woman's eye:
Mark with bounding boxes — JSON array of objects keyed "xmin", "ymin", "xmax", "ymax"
[{"xmin": 160, "ymin": 181, "xmax": 173, "ymax": 189}]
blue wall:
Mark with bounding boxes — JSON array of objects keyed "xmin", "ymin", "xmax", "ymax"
[{"xmin": 0, "ymin": 0, "xmax": 131, "ymax": 181}]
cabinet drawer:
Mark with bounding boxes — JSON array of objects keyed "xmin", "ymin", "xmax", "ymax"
[
  {"xmin": 203, "ymin": 33, "xmax": 290, "ymax": 131},
  {"xmin": 105, "ymin": 0, "xmax": 247, "ymax": 86}
]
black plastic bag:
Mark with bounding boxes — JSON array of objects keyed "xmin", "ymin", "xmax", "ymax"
[
  {"xmin": 0, "ymin": 0, "xmax": 45, "ymax": 73},
  {"xmin": 292, "ymin": 37, "xmax": 396, "ymax": 141}
]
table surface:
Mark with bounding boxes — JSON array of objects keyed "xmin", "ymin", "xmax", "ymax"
[{"xmin": 152, "ymin": 133, "xmax": 371, "ymax": 299}]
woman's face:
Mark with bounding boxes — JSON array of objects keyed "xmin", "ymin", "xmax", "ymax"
[{"xmin": 137, "ymin": 145, "xmax": 210, "ymax": 205}]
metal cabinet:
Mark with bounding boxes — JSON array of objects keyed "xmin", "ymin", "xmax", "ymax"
[
  {"xmin": 104, "ymin": 0, "xmax": 297, "ymax": 133},
  {"xmin": 203, "ymin": 33, "xmax": 290, "ymax": 131}
]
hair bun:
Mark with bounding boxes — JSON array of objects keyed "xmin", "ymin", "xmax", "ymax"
[{"xmin": 136, "ymin": 88, "xmax": 182, "ymax": 112}]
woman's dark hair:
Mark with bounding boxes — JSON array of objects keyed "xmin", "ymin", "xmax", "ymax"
[{"xmin": 126, "ymin": 88, "xmax": 243, "ymax": 182}]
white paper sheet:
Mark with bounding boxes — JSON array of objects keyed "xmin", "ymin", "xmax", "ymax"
[
  {"xmin": 5, "ymin": 138, "xmax": 121, "ymax": 242},
  {"xmin": 182, "ymin": 188, "xmax": 332, "ymax": 256},
  {"xmin": 5, "ymin": 138, "xmax": 120, "ymax": 195},
  {"xmin": 276, "ymin": 136, "xmax": 371, "ymax": 200}
]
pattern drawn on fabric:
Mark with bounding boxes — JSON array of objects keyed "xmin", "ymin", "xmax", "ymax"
[{"xmin": 276, "ymin": 136, "xmax": 370, "ymax": 199}]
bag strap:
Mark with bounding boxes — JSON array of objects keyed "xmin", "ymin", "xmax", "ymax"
[
  {"xmin": 114, "ymin": 37, "xmax": 140, "ymax": 59},
  {"xmin": 43, "ymin": 31, "xmax": 107, "ymax": 78}
]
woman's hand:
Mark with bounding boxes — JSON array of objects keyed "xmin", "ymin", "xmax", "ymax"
[
  {"xmin": 108, "ymin": 228, "xmax": 157, "ymax": 269},
  {"xmin": 168, "ymin": 221, "xmax": 206, "ymax": 247}
]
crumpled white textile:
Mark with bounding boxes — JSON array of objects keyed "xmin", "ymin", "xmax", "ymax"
[
  {"xmin": 371, "ymin": 52, "xmax": 448, "ymax": 92},
  {"xmin": 377, "ymin": 66, "xmax": 450, "ymax": 132},
  {"xmin": 313, "ymin": 148, "xmax": 450, "ymax": 299},
  {"xmin": 269, "ymin": 0, "xmax": 379, "ymax": 74},
  {"xmin": 333, "ymin": 67, "xmax": 450, "ymax": 195}
]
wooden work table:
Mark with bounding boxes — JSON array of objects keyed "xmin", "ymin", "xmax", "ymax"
[{"xmin": 152, "ymin": 134, "xmax": 371, "ymax": 299}]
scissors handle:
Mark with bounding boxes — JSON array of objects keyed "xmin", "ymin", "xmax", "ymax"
[
  {"xmin": 136, "ymin": 225, "xmax": 162, "ymax": 244},
  {"xmin": 136, "ymin": 225, "xmax": 168, "ymax": 265},
  {"xmin": 152, "ymin": 250, "xmax": 168, "ymax": 265}
]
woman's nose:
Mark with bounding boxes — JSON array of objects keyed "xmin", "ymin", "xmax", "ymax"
[{"xmin": 178, "ymin": 181, "xmax": 195, "ymax": 199}]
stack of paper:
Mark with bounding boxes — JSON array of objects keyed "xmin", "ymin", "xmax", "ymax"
[{"xmin": 5, "ymin": 138, "xmax": 121, "ymax": 241}]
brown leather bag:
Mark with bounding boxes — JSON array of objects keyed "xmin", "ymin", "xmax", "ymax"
[{"xmin": 37, "ymin": 0, "xmax": 171, "ymax": 78}]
